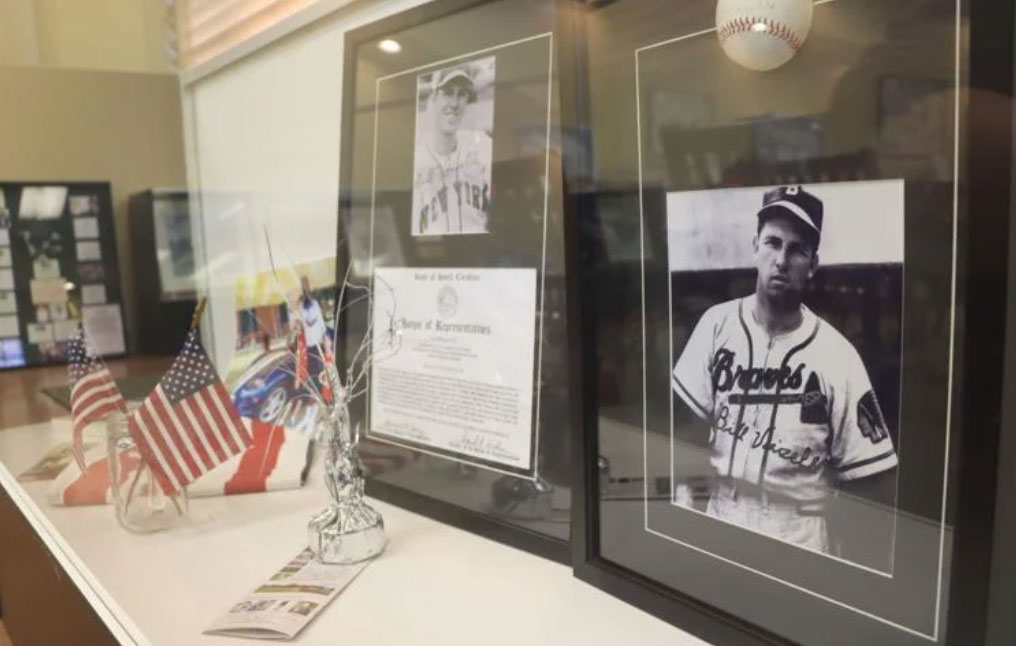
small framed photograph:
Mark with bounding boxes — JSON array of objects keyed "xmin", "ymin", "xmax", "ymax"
[{"xmin": 412, "ymin": 56, "xmax": 495, "ymax": 236}]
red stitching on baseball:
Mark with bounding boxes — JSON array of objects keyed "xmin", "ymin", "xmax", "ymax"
[{"xmin": 718, "ymin": 15, "xmax": 803, "ymax": 51}]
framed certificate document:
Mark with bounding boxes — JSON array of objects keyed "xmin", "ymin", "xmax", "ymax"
[
  {"xmin": 369, "ymin": 267, "xmax": 538, "ymax": 473},
  {"xmin": 568, "ymin": 1, "xmax": 1016, "ymax": 645},
  {"xmin": 338, "ymin": 0, "xmax": 574, "ymax": 561}
]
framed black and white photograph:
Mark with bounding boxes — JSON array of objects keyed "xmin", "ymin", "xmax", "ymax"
[
  {"xmin": 412, "ymin": 55, "xmax": 495, "ymax": 236},
  {"xmin": 667, "ymin": 180, "xmax": 903, "ymax": 574},
  {"xmin": 337, "ymin": 0, "xmax": 575, "ymax": 563},
  {"xmin": 568, "ymin": 1, "xmax": 1016, "ymax": 645}
]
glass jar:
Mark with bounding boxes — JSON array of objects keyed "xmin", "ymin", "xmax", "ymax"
[{"xmin": 106, "ymin": 411, "xmax": 188, "ymax": 533}]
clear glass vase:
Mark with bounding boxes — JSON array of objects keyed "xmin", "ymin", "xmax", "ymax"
[
  {"xmin": 307, "ymin": 405, "xmax": 386, "ymax": 564},
  {"xmin": 106, "ymin": 412, "xmax": 189, "ymax": 533}
]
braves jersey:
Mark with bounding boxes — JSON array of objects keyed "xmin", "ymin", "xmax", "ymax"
[
  {"xmin": 672, "ymin": 295, "xmax": 897, "ymax": 504},
  {"xmin": 412, "ymin": 130, "xmax": 492, "ymax": 236}
]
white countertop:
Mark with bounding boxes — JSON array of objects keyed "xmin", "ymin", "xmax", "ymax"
[{"xmin": 0, "ymin": 421, "xmax": 707, "ymax": 646}]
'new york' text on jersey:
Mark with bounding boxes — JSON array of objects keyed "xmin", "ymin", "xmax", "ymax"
[{"xmin": 412, "ymin": 130, "xmax": 492, "ymax": 236}]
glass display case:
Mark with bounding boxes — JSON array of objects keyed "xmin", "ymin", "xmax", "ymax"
[{"xmin": 0, "ymin": 1, "xmax": 1014, "ymax": 645}]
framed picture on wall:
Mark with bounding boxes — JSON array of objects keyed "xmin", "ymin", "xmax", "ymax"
[
  {"xmin": 336, "ymin": 0, "xmax": 580, "ymax": 562},
  {"xmin": 569, "ymin": 1, "xmax": 1016, "ymax": 646},
  {"xmin": 0, "ymin": 181, "xmax": 126, "ymax": 369}
]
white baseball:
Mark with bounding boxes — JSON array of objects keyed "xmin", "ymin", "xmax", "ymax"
[{"xmin": 716, "ymin": 0, "xmax": 813, "ymax": 71}]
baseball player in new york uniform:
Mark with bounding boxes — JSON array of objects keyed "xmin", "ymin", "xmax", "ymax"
[
  {"xmin": 672, "ymin": 186, "xmax": 898, "ymax": 555},
  {"xmin": 412, "ymin": 64, "xmax": 492, "ymax": 236}
]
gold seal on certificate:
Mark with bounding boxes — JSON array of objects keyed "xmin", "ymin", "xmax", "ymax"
[{"xmin": 368, "ymin": 267, "xmax": 538, "ymax": 473}]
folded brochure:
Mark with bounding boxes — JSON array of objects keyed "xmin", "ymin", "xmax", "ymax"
[{"xmin": 205, "ymin": 548, "xmax": 368, "ymax": 640}]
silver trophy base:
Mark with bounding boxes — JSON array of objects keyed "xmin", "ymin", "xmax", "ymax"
[{"xmin": 307, "ymin": 501, "xmax": 387, "ymax": 564}]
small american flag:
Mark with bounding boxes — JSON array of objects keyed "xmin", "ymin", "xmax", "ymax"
[
  {"xmin": 68, "ymin": 324, "xmax": 126, "ymax": 468},
  {"xmin": 128, "ymin": 329, "xmax": 253, "ymax": 495}
]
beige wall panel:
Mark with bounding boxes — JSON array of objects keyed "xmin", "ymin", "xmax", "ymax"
[{"xmin": 0, "ymin": 66, "xmax": 187, "ymax": 349}]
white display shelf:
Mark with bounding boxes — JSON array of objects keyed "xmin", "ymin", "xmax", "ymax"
[{"xmin": 0, "ymin": 421, "xmax": 705, "ymax": 646}]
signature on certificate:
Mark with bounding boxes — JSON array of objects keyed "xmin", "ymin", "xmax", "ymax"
[{"xmin": 453, "ymin": 431, "xmax": 510, "ymax": 459}]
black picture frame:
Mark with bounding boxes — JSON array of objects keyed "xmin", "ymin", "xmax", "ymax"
[
  {"xmin": 128, "ymin": 189, "xmax": 197, "ymax": 356},
  {"xmin": 336, "ymin": 0, "xmax": 582, "ymax": 564},
  {"xmin": 567, "ymin": 2, "xmax": 1016, "ymax": 646},
  {"xmin": 0, "ymin": 180, "xmax": 127, "ymax": 370}
]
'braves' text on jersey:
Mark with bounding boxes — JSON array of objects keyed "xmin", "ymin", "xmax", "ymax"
[
  {"xmin": 412, "ymin": 130, "xmax": 492, "ymax": 236},
  {"xmin": 673, "ymin": 295, "xmax": 898, "ymax": 504}
]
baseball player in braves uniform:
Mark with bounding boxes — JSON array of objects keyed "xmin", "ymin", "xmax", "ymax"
[
  {"xmin": 412, "ymin": 64, "xmax": 492, "ymax": 236},
  {"xmin": 672, "ymin": 186, "xmax": 898, "ymax": 554}
]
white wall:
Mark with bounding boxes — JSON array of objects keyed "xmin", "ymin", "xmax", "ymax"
[
  {"xmin": 185, "ymin": 0, "xmax": 430, "ymax": 368},
  {"xmin": 0, "ymin": 66, "xmax": 186, "ymax": 351}
]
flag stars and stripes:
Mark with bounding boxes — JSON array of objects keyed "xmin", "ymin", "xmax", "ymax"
[
  {"xmin": 127, "ymin": 329, "xmax": 253, "ymax": 495},
  {"xmin": 67, "ymin": 325, "xmax": 126, "ymax": 466}
]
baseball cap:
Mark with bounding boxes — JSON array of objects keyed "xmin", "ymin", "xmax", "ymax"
[
  {"xmin": 433, "ymin": 65, "xmax": 477, "ymax": 100},
  {"xmin": 757, "ymin": 185, "xmax": 823, "ymax": 240}
]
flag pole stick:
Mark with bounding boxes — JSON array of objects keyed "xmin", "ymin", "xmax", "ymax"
[
  {"xmin": 190, "ymin": 296, "xmax": 208, "ymax": 331},
  {"xmin": 124, "ymin": 439, "xmax": 144, "ymax": 517}
]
